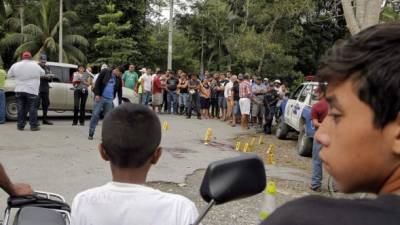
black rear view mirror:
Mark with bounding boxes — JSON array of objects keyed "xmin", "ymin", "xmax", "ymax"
[{"xmin": 192, "ymin": 154, "xmax": 266, "ymax": 225}]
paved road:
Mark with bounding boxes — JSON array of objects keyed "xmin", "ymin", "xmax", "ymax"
[{"xmin": 0, "ymin": 114, "xmax": 246, "ymax": 207}]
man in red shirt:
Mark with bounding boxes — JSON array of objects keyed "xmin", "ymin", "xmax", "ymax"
[
  {"xmin": 310, "ymin": 85, "xmax": 329, "ymax": 191},
  {"xmin": 152, "ymin": 71, "xmax": 164, "ymax": 113}
]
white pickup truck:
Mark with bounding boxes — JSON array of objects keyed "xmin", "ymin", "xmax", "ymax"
[{"xmin": 275, "ymin": 82, "xmax": 320, "ymax": 156}]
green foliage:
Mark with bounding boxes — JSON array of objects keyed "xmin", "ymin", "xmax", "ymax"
[
  {"xmin": 93, "ymin": 3, "xmax": 137, "ymax": 66},
  {"xmin": 0, "ymin": 0, "xmax": 88, "ymax": 64}
]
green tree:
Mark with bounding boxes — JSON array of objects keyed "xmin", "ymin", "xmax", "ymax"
[
  {"xmin": 93, "ymin": 3, "xmax": 137, "ymax": 66},
  {"xmin": 0, "ymin": 0, "xmax": 88, "ymax": 63}
]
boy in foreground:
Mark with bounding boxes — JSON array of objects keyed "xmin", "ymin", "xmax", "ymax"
[
  {"xmin": 262, "ymin": 23, "xmax": 400, "ymax": 225},
  {"xmin": 72, "ymin": 103, "xmax": 199, "ymax": 225}
]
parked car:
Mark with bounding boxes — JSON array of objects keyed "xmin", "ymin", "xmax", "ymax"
[
  {"xmin": 3, "ymin": 62, "xmax": 139, "ymax": 121},
  {"xmin": 276, "ymin": 81, "xmax": 320, "ymax": 157}
]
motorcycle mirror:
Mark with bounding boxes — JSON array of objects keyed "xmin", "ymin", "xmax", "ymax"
[{"xmin": 192, "ymin": 154, "xmax": 266, "ymax": 225}]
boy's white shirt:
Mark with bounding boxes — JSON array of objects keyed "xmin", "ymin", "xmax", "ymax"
[{"xmin": 71, "ymin": 182, "xmax": 199, "ymax": 225}]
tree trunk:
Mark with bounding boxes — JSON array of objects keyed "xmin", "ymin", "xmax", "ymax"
[
  {"xmin": 363, "ymin": 1, "xmax": 381, "ymax": 29},
  {"xmin": 342, "ymin": 0, "xmax": 382, "ymax": 35},
  {"xmin": 19, "ymin": 7, "xmax": 24, "ymax": 33},
  {"xmin": 342, "ymin": 0, "xmax": 361, "ymax": 35}
]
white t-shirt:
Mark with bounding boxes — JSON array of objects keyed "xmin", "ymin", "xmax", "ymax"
[
  {"xmin": 71, "ymin": 182, "xmax": 199, "ymax": 225},
  {"xmin": 7, "ymin": 60, "xmax": 45, "ymax": 95},
  {"xmin": 141, "ymin": 74, "xmax": 153, "ymax": 92},
  {"xmin": 224, "ymin": 81, "xmax": 233, "ymax": 98}
]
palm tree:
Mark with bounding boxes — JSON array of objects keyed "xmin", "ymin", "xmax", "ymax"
[{"xmin": 1, "ymin": 0, "xmax": 88, "ymax": 63}]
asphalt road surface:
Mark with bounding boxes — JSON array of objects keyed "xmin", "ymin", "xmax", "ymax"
[{"xmin": 0, "ymin": 112, "xmax": 320, "ymax": 224}]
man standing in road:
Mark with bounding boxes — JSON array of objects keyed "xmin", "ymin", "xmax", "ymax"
[
  {"xmin": 122, "ymin": 64, "xmax": 139, "ymax": 92},
  {"xmin": 140, "ymin": 68, "xmax": 153, "ymax": 106},
  {"xmin": 152, "ymin": 71, "xmax": 164, "ymax": 113},
  {"xmin": 251, "ymin": 77, "xmax": 267, "ymax": 127},
  {"xmin": 217, "ymin": 73, "xmax": 229, "ymax": 121},
  {"xmin": 310, "ymin": 85, "xmax": 329, "ymax": 192},
  {"xmin": 186, "ymin": 73, "xmax": 201, "ymax": 119},
  {"xmin": 263, "ymin": 85, "xmax": 279, "ymax": 134},
  {"xmin": 7, "ymin": 51, "xmax": 44, "ymax": 131},
  {"xmin": 239, "ymin": 74, "xmax": 252, "ymax": 130},
  {"xmin": 88, "ymin": 66, "xmax": 123, "ymax": 140},
  {"xmin": 37, "ymin": 54, "xmax": 53, "ymax": 125},
  {"xmin": 224, "ymin": 75, "xmax": 236, "ymax": 123},
  {"xmin": 0, "ymin": 65, "xmax": 6, "ymax": 124},
  {"xmin": 166, "ymin": 72, "xmax": 179, "ymax": 114}
]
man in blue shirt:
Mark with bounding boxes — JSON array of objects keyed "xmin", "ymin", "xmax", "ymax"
[{"xmin": 88, "ymin": 67, "xmax": 123, "ymax": 140}]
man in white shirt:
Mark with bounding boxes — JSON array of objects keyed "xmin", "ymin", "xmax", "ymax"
[
  {"xmin": 224, "ymin": 75, "xmax": 236, "ymax": 122},
  {"xmin": 72, "ymin": 103, "xmax": 199, "ymax": 225},
  {"xmin": 7, "ymin": 51, "xmax": 44, "ymax": 131},
  {"xmin": 140, "ymin": 68, "xmax": 153, "ymax": 106}
]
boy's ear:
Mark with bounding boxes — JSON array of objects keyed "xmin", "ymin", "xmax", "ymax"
[
  {"xmin": 150, "ymin": 147, "xmax": 162, "ymax": 165},
  {"xmin": 98, "ymin": 143, "xmax": 110, "ymax": 161},
  {"xmin": 392, "ymin": 114, "xmax": 400, "ymax": 155}
]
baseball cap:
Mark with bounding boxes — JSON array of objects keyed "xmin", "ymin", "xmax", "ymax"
[
  {"xmin": 22, "ymin": 51, "xmax": 32, "ymax": 59},
  {"xmin": 101, "ymin": 64, "xmax": 108, "ymax": 70},
  {"xmin": 238, "ymin": 74, "xmax": 244, "ymax": 80},
  {"xmin": 264, "ymin": 78, "xmax": 269, "ymax": 81},
  {"xmin": 274, "ymin": 79, "xmax": 281, "ymax": 84}
]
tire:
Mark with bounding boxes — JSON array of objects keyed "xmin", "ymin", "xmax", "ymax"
[
  {"xmin": 5, "ymin": 95, "xmax": 18, "ymax": 121},
  {"xmin": 276, "ymin": 118, "xmax": 289, "ymax": 139},
  {"xmin": 297, "ymin": 122, "xmax": 313, "ymax": 157}
]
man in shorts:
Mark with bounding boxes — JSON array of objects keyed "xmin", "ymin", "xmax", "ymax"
[{"xmin": 239, "ymin": 74, "xmax": 252, "ymax": 129}]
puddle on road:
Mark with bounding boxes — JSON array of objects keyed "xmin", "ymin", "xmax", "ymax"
[
  {"xmin": 198, "ymin": 140, "xmax": 235, "ymax": 151},
  {"xmin": 163, "ymin": 147, "xmax": 197, "ymax": 159}
]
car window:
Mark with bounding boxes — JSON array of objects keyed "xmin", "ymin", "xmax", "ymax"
[
  {"xmin": 290, "ymin": 85, "xmax": 304, "ymax": 100},
  {"xmin": 298, "ymin": 84, "xmax": 312, "ymax": 103},
  {"xmin": 310, "ymin": 85, "xmax": 319, "ymax": 105},
  {"xmin": 48, "ymin": 66, "xmax": 64, "ymax": 82}
]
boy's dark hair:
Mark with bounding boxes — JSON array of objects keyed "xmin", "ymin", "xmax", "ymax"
[
  {"xmin": 244, "ymin": 74, "xmax": 250, "ymax": 80},
  {"xmin": 317, "ymin": 23, "xmax": 400, "ymax": 128},
  {"xmin": 101, "ymin": 103, "xmax": 162, "ymax": 168}
]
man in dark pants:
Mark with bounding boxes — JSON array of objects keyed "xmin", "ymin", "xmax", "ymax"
[
  {"xmin": 263, "ymin": 85, "xmax": 278, "ymax": 134},
  {"xmin": 37, "ymin": 54, "xmax": 53, "ymax": 125},
  {"xmin": 88, "ymin": 67, "xmax": 123, "ymax": 140},
  {"xmin": 7, "ymin": 51, "xmax": 44, "ymax": 131},
  {"xmin": 186, "ymin": 74, "xmax": 201, "ymax": 119}
]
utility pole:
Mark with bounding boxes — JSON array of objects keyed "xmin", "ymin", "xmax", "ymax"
[
  {"xmin": 167, "ymin": 0, "xmax": 174, "ymax": 70},
  {"xmin": 59, "ymin": 0, "xmax": 63, "ymax": 63}
]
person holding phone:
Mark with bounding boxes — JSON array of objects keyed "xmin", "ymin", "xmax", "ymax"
[{"xmin": 72, "ymin": 65, "xmax": 91, "ymax": 126}]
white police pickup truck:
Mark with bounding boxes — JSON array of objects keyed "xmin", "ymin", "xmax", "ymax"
[{"xmin": 276, "ymin": 82, "xmax": 320, "ymax": 156}]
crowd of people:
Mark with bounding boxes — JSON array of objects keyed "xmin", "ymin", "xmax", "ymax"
[
  {"xmin": 125, "ymin": 68, "xmax": 289, "ymax": 134},
  {"xmin": 0, "ymin": 51, "xmax": 289, "ymax": 138}
]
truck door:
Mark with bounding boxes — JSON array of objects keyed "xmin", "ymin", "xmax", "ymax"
[
  {"xmin": 285, "ymin": 84, "xmax": 304, "ymax": 128},
  {"xmin": 293, "ymin": 84, "xmax": 313, "ymax": 129}
]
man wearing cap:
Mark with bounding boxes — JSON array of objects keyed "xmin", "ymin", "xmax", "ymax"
[
  {"xmin": 37, "ymin": 54, "xmax": 53, "ymax": 125},
  {"xmin": 7, "ymin": 51, "xmax": 44, "ymax": 131}
]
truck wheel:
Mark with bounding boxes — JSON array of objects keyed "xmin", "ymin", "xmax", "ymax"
[
  {"xmin": 276, "ymin": 118, "xmax": 289, "ymax": 139},
  {"xmin": 6, "ymin": 95, "xmax": 18, "ymax": 121},
  {"xmin": 297, "ymin": 123, "xmax": 313, "ymax": 157}
]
